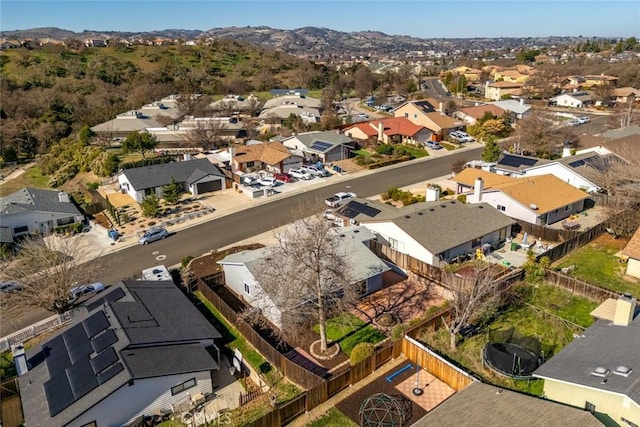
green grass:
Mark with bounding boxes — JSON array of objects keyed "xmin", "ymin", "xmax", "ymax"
[
  {"xmin": 313, "ymin": 313, "xmax": 386, "ymax": 355},
  {"xmin": 396, "ymin": 145, "xmax": 429, "ymax": 158},
  {"xmin": 555, "ymin": 244, "xmax": 640, "ymax": 296},
  {"xmin": 440, "ymin": 142, "xmax": 458, "ymax": 151},
  {"xmin": 307, "ymin": 408, "xmax": 358, "ymax": 427},
  {"xmin": 0, "ymin": 164, "xmax": 50, "ymax": 196},
  {"xmin": 352, "ymin": 149, "xmax": 372, "ymax": 157},
  {"xmin": 516, "ymin": 283, "xmax": 598, "ymax": 328}
]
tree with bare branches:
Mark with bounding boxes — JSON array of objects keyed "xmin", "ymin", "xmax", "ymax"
[
  {"xmin": 180, "ymin": 119, "xmax": 229, "ymax": 150},
  {"xmin": 0, "ymin": 235, "xmax": 102, "ymax": 317},
  {"xmin": 515, "ymin": 111, "xmax": 577, "ymax": 158},
  {"xmin": 591, "ymin": 83, "xmax": 615, "ymax": 107},
  {"xmin": 243, "ymin": 212, "xmax": 358, "ymax": 353},
  {"xmin": 441, "ymin": 261, "xmax": 504, "ymax": 351}
]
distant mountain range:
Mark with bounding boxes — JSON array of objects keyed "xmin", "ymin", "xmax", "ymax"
[{"xmin": 1, "ymin": 26, "xmax": 599, "ymax": 57}]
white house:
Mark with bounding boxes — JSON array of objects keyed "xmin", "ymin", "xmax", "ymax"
[
  {"xmin": 19, "ymin": 279, "xmax": 223, "ymax": 427},
  {"xmin": 551, "ymin": 92, "xmax": 594, "ymax": 108},
  {"xmin": 217, "ymin": 227, "xmax": 390, "ymax": 328},
  {"xmin": 453, "ymin": 169, "xmax": 590, "ymax": 226},
  {"xmin": 0, "ymin": 188, "xmax": 85, "ymax": 239},
  {"xmin": 359, "ymin": 200, "xmax": 515, "ymax": 266},
  {"xmin": 488, "ymin": 99, "xmax": 532, "ymax": 120},
  {"xmin": 117, "ymin": 158, "xmax": 226, "ymax": 203}
]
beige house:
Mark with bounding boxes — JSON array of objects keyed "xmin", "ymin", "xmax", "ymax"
[
  {"xmin": 343, "ymin": 117, "xmax": 432, "ymax": 146},
  {"xmin": 393, "ymin": 100, "xmax": 464, "ymax": 141},
  {"xmin": 623, "ymin": 227, "xmax": 640, "ymax": 278},
  {"xmin": 612, "ymin": 87, "xmax": 640, "ymax": 104},
  {"xmin": 231, "ymin": 141, "xmax": 302, "ymax": 173},
  {"xmin": 533, "ymin": 294, "xmax": 640, "ymax": 426},
  {"xmin": 484, "ymin": 81, "xmax": 524, "ymax": 101}
]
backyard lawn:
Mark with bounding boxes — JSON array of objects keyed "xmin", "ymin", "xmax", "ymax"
[
  {"xmin": 351, "ymin": 149, "xmax": 372, "ymax": 157},
  {"xmin": 0, "ymin": 164, "xmax": 49, "ymax": 197},
  {"xmin": 554, "ymin": 237, "xmax": 640, "ymax": 297},
  {"xmin": 419, "ymin": 282, "xmax": 597, "ymax": 396},
  {"xmin": 313, "ymin": 313, "xmax": 386, "ymax": 355},
  {"xmin": 306, "ymin": 408, "xmax": 358, "ymax": 427}
]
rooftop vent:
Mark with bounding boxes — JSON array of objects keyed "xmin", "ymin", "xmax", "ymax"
[
  {"xmin": 591, "ymin": 367, "xmax": 610, "ymax": 378},
  {"xmin": 429, "ymin": 208, "xmax": 435, "ymax": 212},
  {"xmin": 440, "ymin": 205, "xmax": 446, "ymax": 208},
  {"xmin": 353, "ymin": 229, "xmax": 360, "ymax": 233},
  {"xmin": 614, "ymin": 366, "xmax": 632, "ymax": 377},
  {"xmin": 339, "ymin": 234, "xmax": 345, "ymax": 237},
  {"xmin": 404, "ymin": 215, "xmax": 411, "ymax": 219},
  {"xmin": 530, "ymin": 204, "xmax": 538, "ymax": 210},
  {"xmin": 418, "ymin": 212, "xmax": 424, "ymax": 215},
  {"xmin": 478, "ymin": 205, "xmax": 484, "ymax": 209}
]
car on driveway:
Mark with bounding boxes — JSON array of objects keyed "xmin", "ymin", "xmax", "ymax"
[
  {"xmin": 289, "ymin": 168, "xmax": 313, "ymax": 180},
  {"xmin": 301, "ymin": 164, "xmax": 330, "ymax": 177},
  {"xmin": 258, "ymin": 176, "xmax": 278, "ymax": 187},
  {"xmin": 274, "ymin": 172, "xmax": 294, "ymax": 183},
  {"xmin": 424, "ymin": 141, "xmax": 443, "ymax": 150},
  {"xmin": 325, "ymin": 192, "xmax": 356, "ymax": 208},
  {"xmin": 577, "ymin": 116, "xmax": 591, "ymax": 124},
  {"xmin": 242, "ymin": 174, "xmax": 260, "ymax": 186},
  {"xmin": 138, "ymin": 227, "xmax": 169, "ymax": 245}
]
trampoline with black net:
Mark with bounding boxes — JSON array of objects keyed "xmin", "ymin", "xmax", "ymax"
[{"xmin": 483, "ymin": 326, "xmax": 542, "ymax": 379}]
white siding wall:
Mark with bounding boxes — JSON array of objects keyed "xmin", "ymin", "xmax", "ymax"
[
  {"xmin": 70, "ymin": 371, "xmax": 212, "ymax": 427},
  {"xmin": 467, "ymin": 191, "xmax": 539, "ymax": 224},
  {"xmin": 361, "ymin": 222, "xmax": 436, "ymax": 266},
  {"xmin": 0, "ymin": 211, "xmax": 82, "ymax": 236},
  {"xmin": 523, "ymin": 164, "xmax": 597, "ymax": 192}
]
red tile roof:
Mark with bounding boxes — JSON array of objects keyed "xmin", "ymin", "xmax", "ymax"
[{"xmin": 349, "ymin": 117, "xmax": 424, "ymax": 137}]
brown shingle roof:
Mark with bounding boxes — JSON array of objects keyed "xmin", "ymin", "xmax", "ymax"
[
  {"xmin": 458, "ymin": 104, "xmax": 506, "ymax": 120},
  {"xmin": 623, "ymin": 227, "xmax": 640, "ymax": 259},
  {"xmin": 488, "ymin": 81, "xmax": 524, "ymax": 88},
  {"xmin": 234, "ymin": 141, "xmax": 293, "ymax": 166}
]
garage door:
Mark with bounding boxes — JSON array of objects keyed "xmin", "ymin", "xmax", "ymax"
[{"xmin": 196, "ymin": 180, "xmax": 222, "ymax": 194}]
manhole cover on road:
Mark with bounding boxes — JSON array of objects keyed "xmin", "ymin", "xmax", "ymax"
[
  {"xmin": 152, "ymin": 251, "xmax": 160, "ymax": 255},
  {"xmin": 156, "ymin": 255, "xmax": 166, "ymax": 261}
]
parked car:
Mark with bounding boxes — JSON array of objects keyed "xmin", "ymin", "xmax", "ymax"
[
  {"xmin": 356, "ymin": 113, "xmax": 369, "ymax": 120},
  {"xmin": 424, "ymin": 141, "xmax": 443, "ymax": 150},
  {"xmin": 70, "ymin": 282, "xmax": 105, "ymax": 299},
  {"xmin": 289, "ymin": 168, "xmax": 313, "ymax": 180},
  {"xmin": 567, "ymin": 119, "xmax": 581, "ymax": 126},
  {"xmin": 274, "ymin": 172, "xmax": 294, "ymax": 183},
  {"xmin": 577, "ymin": 116, "xmax": 591, "ymax": 124},
  {"xmin": 325, "ymin": 192, "xmax": 356, "ymax": 208},
  {"xmin": 0, "ymin": 281, "xmax": 21, "ymax": 293},
  {"xmin": 138, "ymin": 227, "xmax": 169, "ymax": 245},
  {"xmin": 301, "ymin": 164, "xmax": 330, "ymax": 177},
  {"xmin": 257, "ymin": 176, "xmax": 278, "ymax": 187},
  {"xmin": 242, "ymin": 174, "xmax": 260, "ymax": 186}
]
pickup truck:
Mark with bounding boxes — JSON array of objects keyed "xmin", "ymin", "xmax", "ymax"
[{"xmin": 325, "ymin": 192, "xmax": 356, "ymax": 208}]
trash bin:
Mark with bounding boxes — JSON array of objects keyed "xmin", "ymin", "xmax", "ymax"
[{"xmin": 510, "ymin": 242, "xmax": 518, "ymax": 251}]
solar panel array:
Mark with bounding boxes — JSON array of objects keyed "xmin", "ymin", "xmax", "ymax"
[
  {"xmin": 309, "ymin": 141, "xmax": 333, "ymax": 152},
  {"xmin": 43, "ymin": 310, "xmax": 124, "ymax": 416},
  {"xmin": 338, "ymin": 201, "xmax": 381, "ymax": 219},
  {"xmin": 499, "ymin": 155, "xmax": 539, "ymax": 169},
  {"xmin": 86, "ymin": 287, "xmax": 125, "ymax": 312}
]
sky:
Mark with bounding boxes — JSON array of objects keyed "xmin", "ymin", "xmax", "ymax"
[{"xmin": 1, "ymin": 1, "xmax": 638, "ymax": 39}]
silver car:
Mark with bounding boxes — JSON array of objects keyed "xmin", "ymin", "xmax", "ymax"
[{"xmin": 138, "ymin": 227, "xmax": 169, "ymax": 245}]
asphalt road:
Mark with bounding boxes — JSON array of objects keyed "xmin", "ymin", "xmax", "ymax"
[{"xmin": 95, "ymin": 147, "xmax": 482, "ymax": 284}]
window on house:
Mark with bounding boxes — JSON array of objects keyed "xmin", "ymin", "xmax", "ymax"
[
  {"xmin": 13, "ymin": 225, "xmax": 28, "ymax": 234},
  {"xmin": 171, "ymin": 377, "xmax": 196, "ymax": 396},
  {"xmin": 564, "ymin": 205, "xmax": 572, "ymax": 212},
  {"xmin": 57, "ymin": 217, "xmax": 74, "ymax": 226},
  {"xmin": 244, "ymin": 282, "xmax": 250, "ymax": 294},
  {"xmin": 245, "ymin": 161, "xmax": 255, "ymax": 168},
  {"xmin": 404, "ymin": 113, "xmax": 409, "ymax": 118},
  {"xmin": 413, "ymin": 113, "xmax": 418, "ymax": 119},
  {"xmin": 497, "ymin": 205, "xmax": 506, "ymax": 211},
  {"xmin": 585, "ymin": 401, "xmax": 596, "ymax": 414},
  {"xmin": 472, "ymin": 238, "xmax": 482, "ymax": 248},
  {"xmin": 388, "ymin": 237, "xmax": 404, "ymax": 251}
]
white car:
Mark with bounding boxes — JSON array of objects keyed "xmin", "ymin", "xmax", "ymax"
[
  {"xmin": 242, "ymin": 174, "xmax": 260, "ymax": 186},
  {"xmin": 301, "ymin": 165, "xmax": 330, "ymax": 177},
  {"xmin": 289, "ymin": 168, "xmax": 313, "ymax": 180},
  {"xmin": 577, "ymin": 116, "xmax": 591, "ymax": 124},
  {"xmin": 325, "ymin": 192, "xmax": 356, "ymax": 208},
  {"xmin": 257, "ymin": 176, "xmax": 278, "ymax": 187},
  {"xmin": 70, "ymin": 282, "xmax": 105, "ymax": 299}
]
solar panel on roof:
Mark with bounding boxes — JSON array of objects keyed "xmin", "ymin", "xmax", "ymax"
[
  {"xmin": 44, "ymin": 374, "xmax": 75, "ymax": 416},
  {"xmin": 86, "ymin": 287, "xmax": 125, "ymax": 312},
  {"xmin": 310, "ymin": 141, "xmax": 333, "ymax": 152},
  {"xmin": 67, "ymin": 359, "xmax": 99, "ymax": 398},
  {"xmin": 91, "ymin": 328, "xmax": 118, "ymax": 353},
  {"xmin": 44, "ymin": 335, "xmax": 72, "ymax": 375},
  {"xmin": 63, "ymin": 324, "xmax": 93, "ymax": 364},
  {"xmin": 90, "ymin": 347, "xmax": 119, "ymax": 374},
  {"xmin": 339, "ymin": 201, "xmax": 381, "ymax": 219},
  {"xmin": 568, "ymin": 159, "xmax": 586, "ymax": 168},
  {"xmin": 83, "ymin": 311, "xmax": 110, "ymax": 338},
  {"xmin": 97, "ymin": 362, "xmax": 124, "ymax": 385}
]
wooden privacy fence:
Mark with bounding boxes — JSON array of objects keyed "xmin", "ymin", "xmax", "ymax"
[
  {"xmin": 239, "ymin": 387, "xmax": 264, "ymax": 407},
  {"xmin": 195, "ymin": 279, "xmax": 325, "ymax": 390},
  {"xmin": 514, "ymin": 220, "xmax": 581, "ymax": 243},
  {"xmin": 545, "ymin": 269, "xmax": 622, "ymax": 303},
  {"xmin": 536, "ymin": 222, "xmax": 606, "ymax": 263},
  {"xmin": 0, "ymin": 311, "xmax": 72, "ymax": 353},
  {"xmin": 369, "ymin": 240, "xmax": 443, "ymax": 282}
]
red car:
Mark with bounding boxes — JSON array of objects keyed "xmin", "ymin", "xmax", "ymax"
[{"xmin": 274, "ymin": 172, "xmax": 294, "ymax": 183}]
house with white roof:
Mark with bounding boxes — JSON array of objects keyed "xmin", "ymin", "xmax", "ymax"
[{"xmin": 488, "ymin": 99, "xmax": 532, "ymax": 120}]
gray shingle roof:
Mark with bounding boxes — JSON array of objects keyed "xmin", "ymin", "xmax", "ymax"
[
  {"xmin": 121, "ymin": 158, "xmax": 225, "ymax": 191},
  {"xmin": 534, "ymin": 309, "xmax": 640, "ymax": 405},
  {"xmin": 414, "ymin": 382, "xmax": 603, "ymax": 427},
  {"xmin": 0, "ymin": 188, "xmax": 82, "ymax": 216},
  {"xmin": 291, "ymin": 130, "xmax": 352, "ymax": 149},
  {"xmin": 120, "ymin": 343, "xmax": 219, "ymax": 379},
  {"xmin": 362, "ymin": 200, "xmax": 515, "ymax": 255}
]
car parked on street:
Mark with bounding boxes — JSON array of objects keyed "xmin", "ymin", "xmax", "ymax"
[
  {"xmin": 274, "ymin": 172, "xmax": 294, "ymax": 183},
  {"xmin": 289, "ymin": 168, "xmax": 313, "ymax": 180},
  {"xmin": 138, "ymin": 227, "xmax": 169, "ymax": 245},
  {"xmin": 577, "ymin": 116, "xmax": 591, "ymax": 124},
  {"xmin": 70, "ymin": 282, "xmax": 105, "ymax": 299},
  {"xmin": 257, "ymin": 176, "xmax": 278, "ymax": 187},
  {"xmin": 325, "ymin": 192, "xmax": 356, "ymax": 208}
]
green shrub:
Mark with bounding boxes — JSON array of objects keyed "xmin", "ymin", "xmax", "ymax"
[
  {"xmin": 181, "ymin": 255, "xmax": 194, "ymax": 268},
  {"xmin": 376, "ymin": 144, "xmax": 394, "ymax": 155},
  {"xmin": 87, "ymin": 182, "xmax": 100, "ymax": 190},
  {"xmin": 120, "ymin": 156, "xmax": 171, "ymax": 170},
  {"xmin": 391, "ymin": 323, "xmax": 409, "ymax": 342},
  {"xmin": 350, "ymin": 342, "xmax": 375, "ymax": 365},
  {"xmin": 368, "ymin": 156, "xmax": 410, "ymax": 170},
  {"xmin": 457, "ymin": 194, "xmax": 467, "ymax": 203}
]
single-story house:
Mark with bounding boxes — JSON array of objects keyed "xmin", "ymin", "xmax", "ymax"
[
  {"xmin": 117, "ymin": 158, "xmax": 226, "ymax": 203},
  {"xmin": 217, "ymin": 226, "xmax": 390, "ymax": 328},
  {"xmin": 488, "ymin": 99, "xmax": 532, "ymax": 120},
  {"xmin": 359, "ymin": 200, "xmax": 515, "ymax": 266},
  {"xmin": 582, "ymin": 74, "xmax": 618, "ymax": 88},
  {"xmin": 612, "ymin": 87, "xmax": 640, "ymax": 104},
  {"xmin": 19, "ymin": 279, "xmax": 222, "ymax": 427},
  {"xmin": 551, "ymin": 92, "xmax": 594, "ymax": 108},
  {"xmin": 90, "ymin": 111, "xmax": 163, "ymax": 139},
  {"xmin": 343, "ymin": 117, "xmax": 432, "ymax": 146},
  {"xmin": 281, "ymin": 130, "xmax": 354, "ymax": 163},
  {"xmin": 393, "ymin": 100, "xmax": 464, "ymax": 141},
  {"xmin": 622, "ymin": 227, "xmax": 640, "ymax": 279},
  {"xmin": 453, "ymin": 104, "xmax": 507, "ymax": 125},
  {"xmin": 484, "ymin": 81, "xmax": 524, "ymax": 101},
  {"xmin": 453, "ymin": 168, "xmax": 591, "ymax": 226},
  {"xmin": 209, "ymin": 94, "xmax": 261, "ymax": 113},
  {"xmin": 176, "ymin": 116, "xmax": 247, "ymax": 141},
  {"xmin": 231, "ymin": 141, "xmax": 303, "ymax": 173},
  {"xmin": 533, "ymin": 294, "xmax": 639, "ymax": 427},
  {"xmin": 0, "ymin": 188, "xmax": 85, "ymax": 239},
  {"xmin": 259, "ymin": 94, "xmax": 322, "ymax": 124},
  {"xmin": 327, "ymin": 198, "xmax": 398, "ymax": 227}
]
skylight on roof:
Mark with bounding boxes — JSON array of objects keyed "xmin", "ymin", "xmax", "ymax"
[
  {"xmin": 591, "ymin": 367, "xmax": 610, "ymax": 377},
  {"xmin": 614, "ymin": 366, "xmax": 632, "ymax": 377}
]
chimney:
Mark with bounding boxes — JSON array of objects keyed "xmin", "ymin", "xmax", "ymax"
[
  {"xmin": 12, "ymin": 344, "xmax": 29, "ymax": 376},
  {"xmin": 58, "ymin": 191, "xmax": 70, "ymax": 203},
  {"xmin": 613, "ymin": 293, "xmax": 636, "ymax": 326},
  {"xmin": 439, "ymin": 102, "xmax": 444, "ymax": 113},
  {"xmin": 520, "ymin": 98, "xmax": 525, "ymax": 106},
  {"xmin": 474, "ymin": 177, "xmax": 484, "ymax": 202},
  {"xmin": 426, "ymin": 185, "xmax": 441, "ymax": 202},
  {"xmin": 377, "ymin": 122, "xmax": 384, "ymax": 142},
  {"xmin": 183, "ymin": 153, "xmax": 192, "ymax": 161}
]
